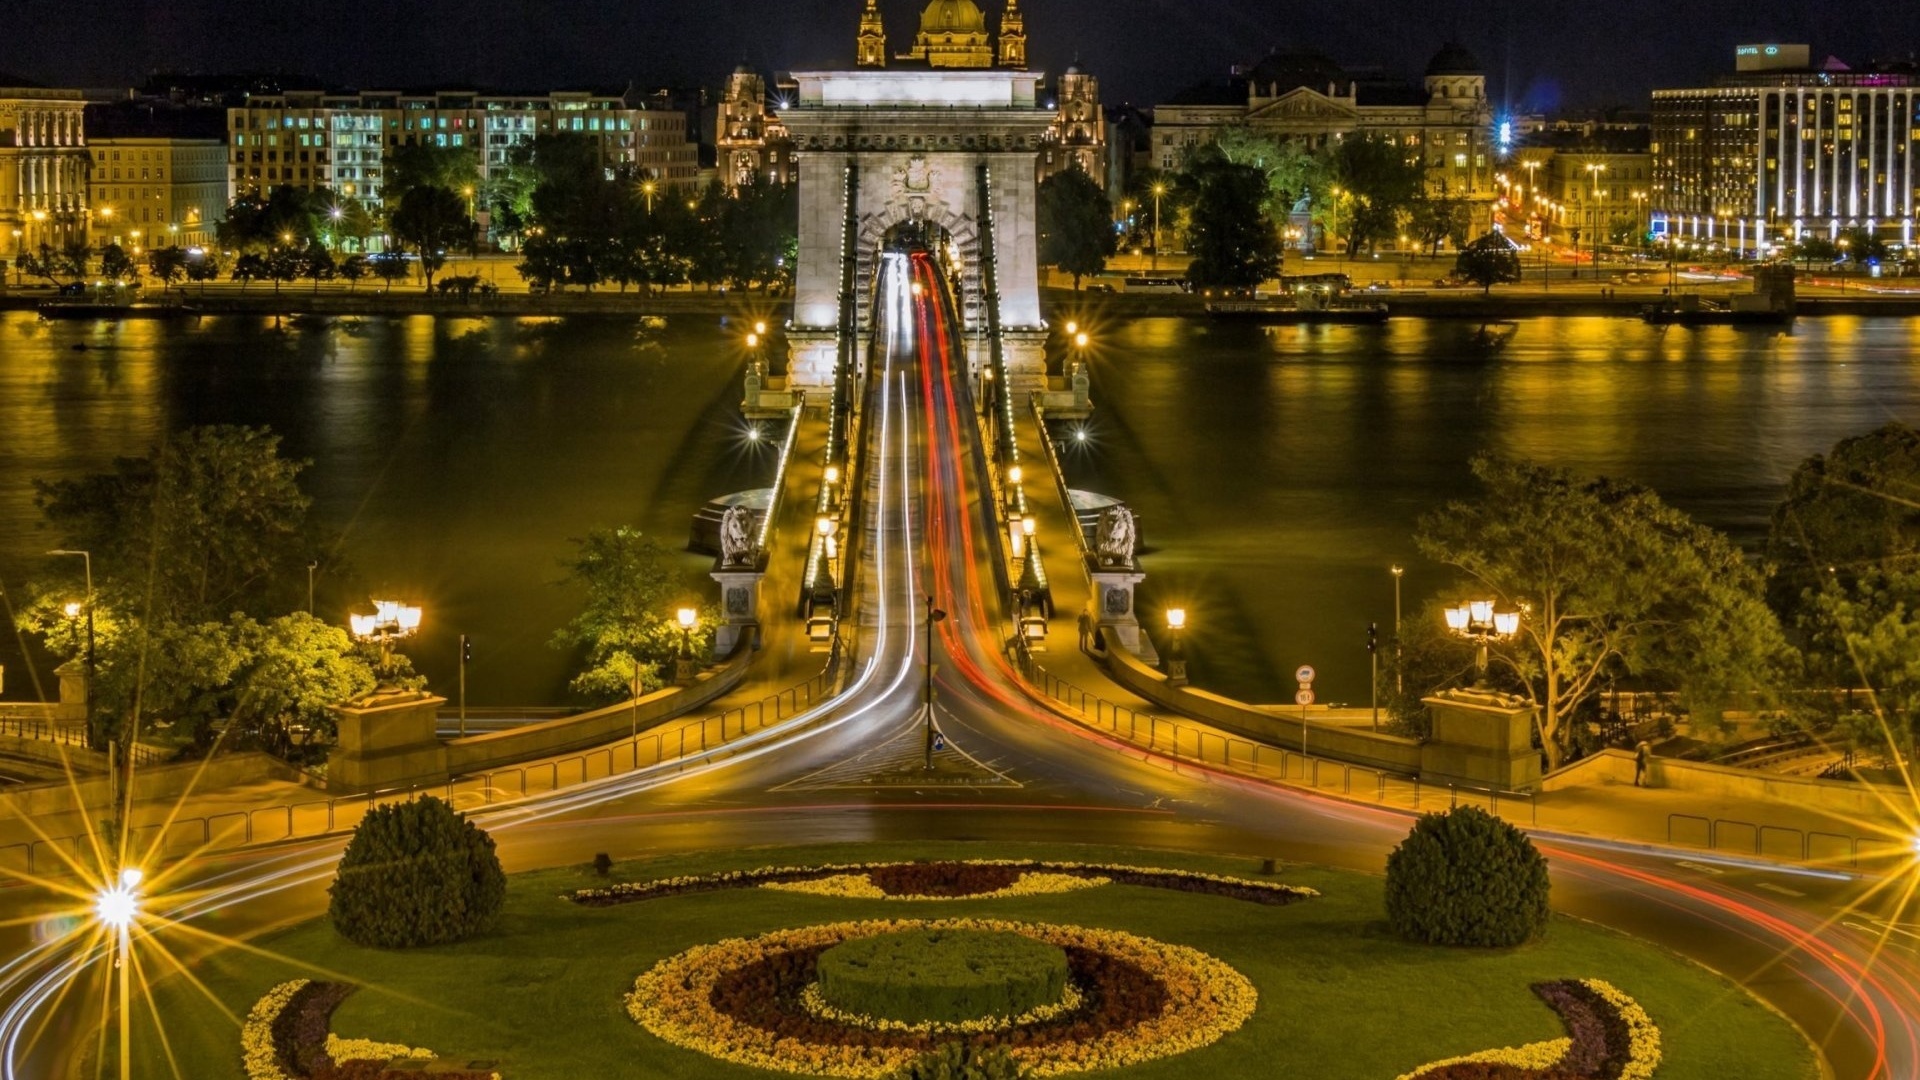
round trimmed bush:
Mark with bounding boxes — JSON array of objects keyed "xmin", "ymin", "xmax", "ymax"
[
  {"xmin": 1385, "ymin": 805, "xmax": 1550, "ymax": 947},
  {"xmin": 327, "ymin": 795, "xmax": 506, "ymax": 948},
  {"xmin": 817, "ymin": 929, "xmax": 1068, "ymax": 1024}
]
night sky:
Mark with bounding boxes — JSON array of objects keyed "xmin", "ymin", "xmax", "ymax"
[{"xmin": 4, "ymin": 0, "xmax": 1916, "ymax": 111}]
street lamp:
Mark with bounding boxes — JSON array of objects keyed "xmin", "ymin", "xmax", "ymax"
[
  {"xmin": 675, "ymin": 607, "xmax": 698, "ymax": 686},
  {"xmin": 95, "ymin": 866, "xmax": 142, "ymax": 1080},
  {"xmin": 1151, "ymin": 182, "xmax": 1166, "ymax": 271},
  {"xmin": 1443, "ymin": 599, "xmax": 1520, "ymax": 686},
  {"xmin": 1009, "ymin": 513, "xmax": 1026, "ymax": 559},
  {"xmin": 642, "ymin": 180, "xmax": 657, "ymax": 214},
  {"xmin": 1164, "ymin": 608, "xmax": 1188, "ymax": 687},
  {"xmin": 349, "ymin": 599, "xmax": 423, "ymax": 679},
  {"xmin": 817, "ymin": 514, "xmax": 839, "ymax": 561},
  {"xmin": 923, "ymin": 595, "xmax": 947, "ymax": 769},
  {"xmin": 46, "ymin": 550, "xmax": 95, "ymax": 747},
  {"xmin": 1390, "ymin": 565, "xmax": 1404, "ymax": 694}
]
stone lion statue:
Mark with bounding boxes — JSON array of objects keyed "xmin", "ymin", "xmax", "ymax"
[
  {"xmin": 1095, "ymin": 506, "xmax": 1137, "ymax": 568},
  {"xmin": 719, "ymin": 505, "xmax": 755, "ymax": 567}
]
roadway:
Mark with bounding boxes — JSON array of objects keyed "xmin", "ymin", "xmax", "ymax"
[{"xmin": 2, "ymin": 248, "xmax": 1920, "ymax": 1078}]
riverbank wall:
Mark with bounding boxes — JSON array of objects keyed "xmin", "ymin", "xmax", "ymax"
[
  {"xmin": 0, "ymin": 290, "xmax": 789, "ymax": 319},
  {"xmin": 1038, "ymin": 288, "xmax": 1920, "ymax": 320}
]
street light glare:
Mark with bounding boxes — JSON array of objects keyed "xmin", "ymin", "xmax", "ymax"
[
  {"xmin": 677, "ymin": 607, "xmax": 697, "ymax": 630},
  {"xmin": 63, "ymin": 601, "xmax": 83, "ymax": 618},
  {"xmin": 1166, "ymin": 607, "xmax": 1187, "ymax": 630},
  {"xmin": 94, "ymin": 877, "xmax": 140, "ymax": 930}
]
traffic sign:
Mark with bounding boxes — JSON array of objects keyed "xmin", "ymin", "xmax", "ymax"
[
  {"xmin": 1294, "ymin": 689, "xmax": 1315, "ymax": 706},
  {"xmin": 1295, "ymin": 665, "xmax": 1316, "ymax": 684}
]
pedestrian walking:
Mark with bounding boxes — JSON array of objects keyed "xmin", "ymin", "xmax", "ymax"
[
  {"xmin": 1633, "ymin": 740, "xmax": 1652, "ymax": 787},
  {"xmin": 1076, "ymin": 608, "xmax": 1092, "ymax": 651}
]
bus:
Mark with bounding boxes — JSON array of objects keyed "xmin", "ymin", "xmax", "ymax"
[{"xmin": 1122, "ymin": 276, "xmax": 1189, "ymax": 294}]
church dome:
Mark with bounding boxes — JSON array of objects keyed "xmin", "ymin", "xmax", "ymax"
[
  {"xmin": 1425, "ymin": 42, "xmax": 1482, "ymax": 77},
  {"xmin": 919, "ymin": 0, "xmax": 988, "ymax": 35}
]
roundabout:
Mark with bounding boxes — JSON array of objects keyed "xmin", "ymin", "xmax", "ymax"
[{"xmin": 120, "ymin": 842, "xmax": 1815, "ymax": 1080}]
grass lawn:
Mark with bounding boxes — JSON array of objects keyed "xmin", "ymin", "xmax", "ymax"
[{"xmin": 124, "ymin": 841, "xmax": 1818, "ymax": 1079}]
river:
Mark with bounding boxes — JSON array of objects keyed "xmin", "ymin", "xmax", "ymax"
[
  {"xmin": 0, "ymin": 312, "xmax": 770, "ymax": 706},
  {"xmin": 1064, "ymin": 315, "xmax": 1920, "ymax": 706},
  {"xmin": 2, "ymin": 311, "xmax": 1916, "ymax": 708}
]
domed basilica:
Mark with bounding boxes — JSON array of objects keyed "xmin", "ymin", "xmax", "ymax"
[{"xmin": 856, "ymin": 0, "xmax": 1028, "ymax": 69}]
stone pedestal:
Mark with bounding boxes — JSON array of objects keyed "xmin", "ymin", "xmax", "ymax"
[
  {"xmin": 787, "ymin": 330, "xmax": 839, "ymax": 390},
  {"xmin": 1070, "ymin": 360, "xmax": 1090, "ymax": 411},
  {"xmin": 53, "ymin": 659, "xmax": 89, "ymax": 722},
  {"xmin": 1001, "ymin": 329, "xmax": 1048, "ymax": 391},
  {"xmin": 1090, "ymin": 566, "xmax": 1151, "ymax": 659},
  {"xmin": 329, "ymin": 688, "xmax": 449, "ymax": 794},
  {"xmin": 1418, "ymin": 688, "xmax": 1542, "ymax": 791},
  {"xmin": 711, "ymin": 568, "xmax": 766, "ymax": 655}
]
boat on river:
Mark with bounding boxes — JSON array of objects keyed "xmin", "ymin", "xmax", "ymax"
[
  {"xmin": 36, "ymin": 299, "xmax": 200, "ymax": 320},
  {"xmin": 1204, "ymin": 298, "xmax": 1389, "ymax": 324}
]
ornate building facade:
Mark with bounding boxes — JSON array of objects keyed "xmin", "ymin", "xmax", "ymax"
[
  {"xmin": 1154, "ymin": 44, "xmax": 1497, "ymax": 216},
  {"xmin": 718, "ymin": 67, "xmax": 797, "ymax": 190},
  {"xmin": 0, "ymin": 85, "xmax": 89, "ymax": 261}
]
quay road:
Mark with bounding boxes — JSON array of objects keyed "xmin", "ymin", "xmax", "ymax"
[{"xmin": 3, "ymin": 250, "xmax": 1919, "ymax": 1079}]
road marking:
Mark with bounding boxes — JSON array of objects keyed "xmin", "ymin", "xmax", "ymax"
[
  {"xmin": 1753, "ymin": 882, "xmax": 1805, "ymax": 898},
  {"xmin": 1674, "ymin": 860, "xmax": 1725, "ymax": 876}
]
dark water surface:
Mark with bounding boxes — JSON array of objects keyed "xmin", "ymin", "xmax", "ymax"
[
  {"xmin": 0, "ymin": 313, "xmax": 768, "ymax": 705},
  {"xmin": 1065, "ymin": 315, "xmax": 1920, "ymax": 705},
  {"xmin": 4, "ymin": 312, "xmax": 1918, "ymax": 708}
]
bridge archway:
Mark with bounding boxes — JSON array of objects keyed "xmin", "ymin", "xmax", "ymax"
[{"xmin": 779, "ymin": 69, "xmax": 1056, "ymax": 391}]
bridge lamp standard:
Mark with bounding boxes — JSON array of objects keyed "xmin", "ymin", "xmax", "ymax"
[
  {"xmin": 1443, "ymin": 600, "xmax": 1519, "ymax": 687},
  {"xmin": 674, "ymin": 607, "xmax": 698, "ymax": 686},
  {"xmin": 1390, "ymin": 565, "xmax": 1404, "ymax": 694},
  {"xmin": 350, "ymin": 599, "xmax": 423, "ymax": 681},
  {"xmin": 1151, "ymin": 182, "xmax": 1167, "ymax": 271},
  {"xmin": 46, "ymin": 550, "xmax": 95, "ymax": 746},
  {"xmin": 95, "ymin": 866, "xmax": 143, "ymax": 1080},
  {"xmin": 1164, "ymin": 608, "xmax": 1188, "ymax": 687}
]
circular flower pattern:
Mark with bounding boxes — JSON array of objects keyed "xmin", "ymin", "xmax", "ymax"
[
  {"xmin": 625, "ymin": 918, "xmax": 1258, "ymax": 1077},
  {"xmin": 763, "ymin": 870, "xmax": 1108, "ymax": 901}
]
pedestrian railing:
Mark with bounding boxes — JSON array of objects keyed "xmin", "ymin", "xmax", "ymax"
[
  {"xmin": 1664, "ymin": 811, "xmax": 1882, "ymax": 867},
  {"xmin": 0, "ymin": 635, "xmax": 847, "ymax": 880},
  {"xmin": 1008, "ymin": 643, "xmax": 1538, "ymax": 828}
]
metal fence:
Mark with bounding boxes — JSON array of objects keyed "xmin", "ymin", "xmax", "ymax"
[
  {"xmin": 0, "ymin": 636, "xmax": 847, "ymax": 880},
  {"xmin": 1664, "ymin": 812, "xmax": 1878, "ymax": 867},
  {"xmin": 1011, "ymin": 644, "xmax": 1538, "ymax": 826}
]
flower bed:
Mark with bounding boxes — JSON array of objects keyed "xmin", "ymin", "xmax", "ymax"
[
  {"xmin": 569, "ymin": 859, "xmax": 1317, "ymax": 907},
  {"xmin": 625, "ymin": 918, "xmax": 1256, "ymax": 1077},
  {"xmin": 1394, "ymin": 979, "xmax": 1663, "ymax": 1080},
  {"xmin": 239, "ymin": 979, "xmax": 498, "ymax": 1080}
]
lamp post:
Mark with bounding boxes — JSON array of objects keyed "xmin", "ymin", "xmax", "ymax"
[
  {"xmin": 642, "ymin": 180, "xmax": 657, "ymax": 215},
  {"xmin": 1443, "ymin": 599, "xmax": 1520, "ymax": 686},
  {"xmin": 924, "ymin": 596, "xmax": 947, "ymax": 769},
  {"xmin": 1164, "ymin": 608, "xmax": 1188, "ymax": 687},
  {"xmin": 47, "ymin": 550, "xmax": 95, "ymax": 748},
  {"xmin": 1390, "ymin": 565, "xmax": 1404, "ymax": 694},
  {"xmin": 1151, "ymin": 182, "xmax": 1166, "ymax": 272},
  {"xmin": 94, "ymin": 866, "xmax": 141, "ymax": 1080},
  {"xmin": 348, "ymin": 599, "xmax": 423, "ymax": 682},
  {"xmin": 675, "ymin": 607, "xmax": 698, "ymax": 686}
]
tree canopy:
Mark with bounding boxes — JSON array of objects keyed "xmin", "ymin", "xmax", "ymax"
[
  {"xmin": 1416, "ymin": 454, "xmax": 1788, "ymax": 767},
  {"xmin": 551, "ymin": 527, "xmax": 711, "ymax": 704},
  {"xmin": 1454, "ymin": 231, "xmax": 1523, "ymax": 294},
  {"xmin": 1183, "ymin": 156, "xmax": 1283, "ymax": 290},
  {"xmin": 1325, "ymin": 134, "xmax": 1427, "ymax": 255},
  {"xmin": 1036, "ymin": 165, "xmax": 1117, "ymax": 289},
  {"xmin": 389, "ymin": 185, "xmax": 470, "ymax": 289}
]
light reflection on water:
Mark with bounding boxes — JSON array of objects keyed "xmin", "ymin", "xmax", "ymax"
[
  {"xmin": 0, "ymin": 312, "xmax": 758, "ymax": 706},
  {"xmin": 1067, "ymin": 316, "xmax": 1920, "ymax": 706}
]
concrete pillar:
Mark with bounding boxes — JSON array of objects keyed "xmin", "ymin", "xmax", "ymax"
[
  {"xmin": 1089, "ymin": 567, "xmax": 1151, "ymax": 659},
  {"xmin": 1418, "ymin": 688, "xmax": 1542, "ymax": 791},
  {"xmin": 328, "ymin": 689, "xmax": 449, "ymax": 794}
]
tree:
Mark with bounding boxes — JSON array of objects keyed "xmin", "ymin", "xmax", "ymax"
[
  {"xmin": 1791, "ymin": 235, "xmax": 1838, "ymax": 269},
  {"xmin": 1385, "ymin": 806, "xmax": 1550, "ymax": 948},
  {"xmin": 1767, "ymin": 422, "xmax": 1920, "ymax": 610},
  {"xmin": 1183, "ymin": 157, "xmax": 1283, "ymax": 291},
  {"xmin": 33, "ymin": 425, "xmax": 314, "ymax": 627},
  {"xmin": 1036, "ymin": 165, "xmax": 1117, "ymax": 290},
  {"xmin": 389, "ymin": 185, "xmax": 469, "ymax": 290},
  {"xmin": 1407, "ymin": 197, "xmax": 1472, "ymax": 255},
  {"xmin": 331, "ymin": 198, "xmax": 379, "ymax": 253},
  {"xmin": 230, "ymin": 252, "xmax": 268, "ymax": 291},
  {"xmin": 1837, "ymin": 226, "xmax": 1891, "ymax": 266},
  {"xmin": 383, "ymin": 144, "xmax": 480, "ymax": 211},
  {"xmin": 338, "ymin": 253, "xmax": 369, "ymax": 291},
  {"xmin": 146, "ymin": 246, "xmax": 188, "ymax": 291},
  {"xmin": 265, "ymin": 245, "xmax": 302, "ymax": 294},
  {"xmin": 1199, "ymin": 129, "xmax": 1325, "ymax": 233},
  {"xmin": 185, "ymin": 250, "xmax": 222, "ymax": 294},
  {"xmin": 551, "ymin": 527, "xmax": 708, "ymax": 705},
  {"xmin": 218, "ymin": 186, "xmax": 321, "ymax": 252},
  {"xmin": 1806, "ymin": 571, "xmax": 1920, "ymax": 766},
  {"xmin": 1326, "ymin": 134, "xmax": 1427, "ymax": 255},
  {"xmin": 99, "ymin": 243, "xmax": 136, "ymax": 282},
  {"xmin": 231, "ymin": 613, "xmax": 378, "ymax": 757},
  {"xmin": 1416, "ymin": 454, "xmax": 1789, "ymax": 768},
  {"xmin": 327, "ymin": 796, "xmax": 506, "ymax": 948},
  {"xmin": 299, "ymin": 239, "xmax": 336, "ymax": 293},
  {"xmin": 370, "ymin": 251, "xmax": 410, "ymax": 292},
  {"xmin": 1453, "ymin": 231, "xmax": 1523, "ymax": 295}
]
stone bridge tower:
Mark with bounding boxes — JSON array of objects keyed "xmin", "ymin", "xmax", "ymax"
[{"xmin": 781, "ymin": 1, "xmax": 1053, "ymax": 390}]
